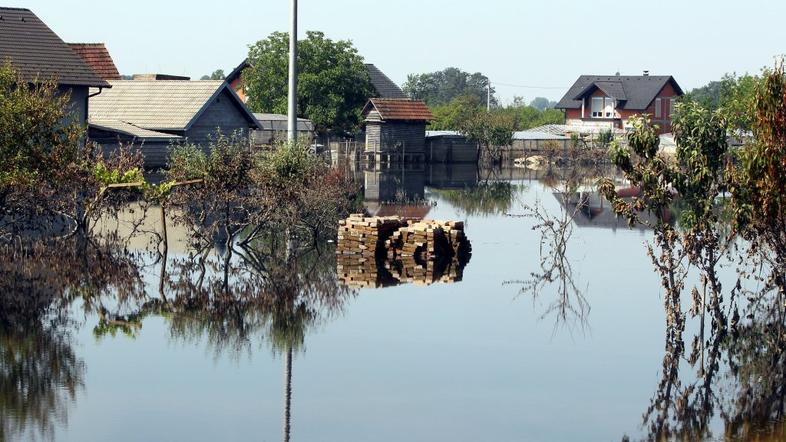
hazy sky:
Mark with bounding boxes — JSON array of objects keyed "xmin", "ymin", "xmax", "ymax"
[{"xmin": 9, "ymin": 0, "xmax": 785, "ymax": 103}]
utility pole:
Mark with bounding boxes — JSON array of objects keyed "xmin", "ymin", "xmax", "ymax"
[
  {"xmin": 287, "ymin": 0, "xmax": 298, "ymax": 143},
  {"xmin": 486, "ymin": 77, "xmax": 491, "ymax": 112}
]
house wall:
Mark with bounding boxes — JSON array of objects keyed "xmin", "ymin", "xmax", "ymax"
[
  {"xmin": 185, "ymin": 88, "xmax": 254, "ymax": 148},
  {"xmin": 61, "ymin": 85, "xmax": 89, "ymax": 126},
  {"xmin": 426, "ymin": 136, "xmax": 478, "ymax": 163},
  {"xmin": 230, "ymin": 77, "xmax": 247, "ymax": 103},
  {"xmin": 88, "ymin": 127, "xmax": 174, "ymax": 170},
  {"xmin": 565, "ymin": 81, "xmax": 681, "ymax": 134}
]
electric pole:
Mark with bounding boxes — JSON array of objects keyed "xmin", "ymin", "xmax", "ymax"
[
  {"xmin": 487, "ymin": 78, "xmax": 491, "ymax": 112},
  {"xmin": 287, "ymin": 0, "xmax": 298, "ymax": 143}
]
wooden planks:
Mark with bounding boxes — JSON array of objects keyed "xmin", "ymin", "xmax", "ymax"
[{"xmin": 336, "ymin": 215, "xmax": 472, "ymax": 288}]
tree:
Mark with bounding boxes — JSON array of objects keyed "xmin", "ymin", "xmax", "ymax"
[
  {"xmin": 459, "ymin": 109, "xmax": 514, "ymax": 164},
  {"xmin": 530, "ymin": 97, "xmax": 556, "ymax": 111},
  {"xmin": 200, "ymin": 69, "xmax": 225, "ymax": 81},
  {"xmin": 245, "ymin": 31, "xmax": 373, "ymax": 136},
  {"xmin": 403, "ymin": 67, "xmax": 497, "ymax": 107}
]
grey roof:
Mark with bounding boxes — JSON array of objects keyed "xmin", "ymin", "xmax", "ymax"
[
  {"xmin": 0, "ymin": 8, "xmax": 109, "ymax": 87},
  {"xmin": 513, "ymin": 131, "xmax": 570, "ymax": 140},
  {"xmin": 253, "ymin": 113, "xmax": 314, "ymax": 132},
  {"xmin": 556, "ymin": 75, "xmax": 683, "ymax": 110},
  {"xmin": 88, "ymin": 80, "xmax": 260, "ymax": 131},
  {"xmin": 89, "ymin": 120, "xmax": 182, "ymax": 141},
  {"xmin": 366, "ymin": 64, "xmax": 407, "ymax": 99}
]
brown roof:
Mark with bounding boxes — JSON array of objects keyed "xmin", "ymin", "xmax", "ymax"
[
  {"xmin": 68, "ymin": 43, "xmax": 121, "ymax": 81},
  {"xmin": 0, "ymin": 8, "xmax": 109, "ymax": 87},
  {"xmin": 363, "ymin": 98, "xmax": 433, "ymax": 122}
]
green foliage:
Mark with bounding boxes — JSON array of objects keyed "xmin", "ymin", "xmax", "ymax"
[
  {"xmin": 403, "ymin": 67, "xmax": 495, "ymax": 107},
  {"xmin": 0, "ymin": 62, "xmax": 84, "ymax": 191},
  {"xmin": 459, "ymin": 109, "xmax": 514, "ymax": 163},
  {"xmin": 429, "ymin": 94, "xmax": 563, "ymax": 132},
  {"xmin": 245, "ymin": 31, "xmax": 373, "ymax": 136},
  {"xmin": 436, "ymin": 182, "xmax": 517, "ymax": 216},
  {"xmin": 258, "ymin": 139, "xmax": 320, "ymax": 183},
  {"xmin": 200, "ymin": 69, "xmax": 225, "ymax": 81},
  {"xmin": 93, "ymin": 162, "xmax": 144, "ymax": 187},
  {"xmin": 529, "ymin": 97, "xmax": 557, "ymax": 111},
  {"xmin": 688, "ymin": 73, "xmax": 761, "ymax": 133}
]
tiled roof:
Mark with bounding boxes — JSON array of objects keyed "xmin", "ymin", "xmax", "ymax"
[
  {"xmin": 0, "ymin": 8, "xmax": 109, "ymax": 87},
  {"xmin": 89, "ymin": 80, "xmax": 259, "ymax": 131},
  {"xmin": 366, "ymin": 64, "xmax": 407, "ymax": 99},
  {"xmin": 68, "ymin": 43, "xmax": 120, "ymax": 81},
  {"xmin": 253, "ymin": 113, "xmax": 314, "ymax": 132},
  {"xmin": 556, "ymin": 75, "xmax": 683, "ymax": 110},
  {"xmin": 89, "ymin": 120, "xmax": 182, "ymax": 140},
  {"xmin": 363, "ymin": 98, "xmax": 433, "ymax": 122}
]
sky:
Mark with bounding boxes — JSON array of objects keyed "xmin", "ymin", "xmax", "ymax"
[{"xmin": 8, "ymin": 0, "xmax": 786, "ymax": 104}]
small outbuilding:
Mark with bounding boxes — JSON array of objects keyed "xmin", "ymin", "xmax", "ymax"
[
  {"xmin": 88, "ymin": 79, "xmax": 261, "ymax": 169},
  {"xmin": 251, "ymin": 113, "xmax": 315, "ymax": 146},
  {"xmin": 362, "ymin": 98, "xmax": 433, "ymax": 163}
]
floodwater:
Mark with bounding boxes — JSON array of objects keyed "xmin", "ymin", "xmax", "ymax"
[{"xmin": 3, "ymin": 163, "xmax": 784, "ymax": 442}]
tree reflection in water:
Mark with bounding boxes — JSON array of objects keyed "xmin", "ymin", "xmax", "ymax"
[
  {"xmin": 0, "ymin": 237, "xmax": 146, "ymax": 441},
  {"xmin": 505, "ymin": 169, "xmax": 590, "ymax": 334}
]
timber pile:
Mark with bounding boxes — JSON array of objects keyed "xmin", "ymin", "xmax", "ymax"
[{"xmin": 336, "ymin": 215, "xmax": 472, "ymax": 288}]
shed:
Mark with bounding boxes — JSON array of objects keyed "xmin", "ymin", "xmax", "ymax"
[
  {"xmin": 0, "ymin": 8, "xmax": 110, "ymax": 126},
  {"xmin": 251, "ymin": 113, "xmax": 315, "ymax": 146},
  {"xmin": 88, "ymin": 80, "xmax": 261, "ymax": 169},
  {"xmin": 362, "ymin": 98, "xmax": 433, "ymax": 163},
  {"xmin": 425, "ymin": 131, "xmax": 478, "ymax": 164}
]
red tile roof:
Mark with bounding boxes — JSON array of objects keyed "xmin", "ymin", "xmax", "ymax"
[
  {"xmin": 364, "ymin": 98, "xmax": 433, "ymax": 121},
  {"xmin": 68, "ymin": 43, "xmax": 120, "ymax": 81}
]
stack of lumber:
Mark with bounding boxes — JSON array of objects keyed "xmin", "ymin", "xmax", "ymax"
[
  {"xmin": 336, "ymin": 215, "xmax": 472, "ymax": 288},
  {"xmin": 337, "ymin": 214, "xmax": 406, "ymax": 259}
]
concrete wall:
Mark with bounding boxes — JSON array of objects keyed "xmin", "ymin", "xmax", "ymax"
[{"xmin": 425, "ymin": 136, "xmax": 478, "ymax": 163}]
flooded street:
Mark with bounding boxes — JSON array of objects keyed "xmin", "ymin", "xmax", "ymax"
[{"xmin": 3, "ymin": 163, "xmax": 783, "ymax": 442}]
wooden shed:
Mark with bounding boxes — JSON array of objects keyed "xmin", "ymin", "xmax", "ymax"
[
  {"xmin": 88, "ymin": 80, "xmax": 261, "ymax": 169},
  {"xmin": 362, "ymin": 98, "xmax": 433, "ymax": 163}
]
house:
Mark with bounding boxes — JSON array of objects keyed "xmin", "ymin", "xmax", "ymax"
[
  {"xmin": 88, "ymin": 79, "xmax": 261, "ymax": 169},
  {"xmin": 68, "ymin": 43, "xmax": 121, "ymax": 81},
  {"xmin": 425, "ymin": 131, "xmax": 478, "ymax": 163},
  {"xmin": 0, "ymin": 8, "xmax": 110, "ymax": 125},
  {"xmin": 362, "ymin": 98, "xmax": 433, "ymax": 163},
  {"xmin": 555, "ymin": 73, "xmax": 684, "ymax": 134}
]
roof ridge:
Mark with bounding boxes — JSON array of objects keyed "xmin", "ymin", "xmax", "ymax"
[{"xmin": 0, "ymin": 7, "xmax": 32, "ymax": 11}]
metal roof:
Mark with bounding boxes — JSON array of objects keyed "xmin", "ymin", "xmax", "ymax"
[
  {"xmin": 556, "ymin": 75, "xmax": 683, "ymax": 110},
  {"xmin": 89, "ymin": 80, "xmax": 260, "ymax": 131},
  {"xmin": 426, "ymin": 130, "xmax": 463, "ymax": 138},
  {"xmin": 366, "ymin": 64, "xmax": 407, "ymax": 99},
  {"xmin": 363, "ymin": 98, "xmax": 433, "ymax": 122},
  {"xmin": 68, "ymin": 43, "xmax": 120, "ymax": 81},
  {"xmin": 253, "ymin": 113, "xmax": 314, "ymax": 132},
  {"xmin": 513, "ymin": 131, "xmax": 570, "ymax": 140},
  {"xmin": 89, "ymin": 120, "xmax": 182, "ymax": 141},
  {"xmin": 0, "ymin": 8, "xmax": 109, "ymax": 87}
]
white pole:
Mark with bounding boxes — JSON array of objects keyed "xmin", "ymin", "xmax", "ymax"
[
  {"xmin": 287, "ymin": 0, "xmax": 298, "ymax": 143},
  {"xmin": 486, "ymin": 78, "xmax": 491, "ymax": 112}
]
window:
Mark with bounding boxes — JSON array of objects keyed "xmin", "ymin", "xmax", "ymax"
[
  {"xmin": 604, "ymin": 98, "xmax": 615, "ymax": 118},
  {"xmin": 591, "ymin": 97, "xmax": 604, "ymax": 118},
  {"xmin": 655, "ymin": 98, "xmax": 662, "ymax": 118},
  {"xmin": 669, "ymin": 98, "xmax": 676, "ymax": 117}
]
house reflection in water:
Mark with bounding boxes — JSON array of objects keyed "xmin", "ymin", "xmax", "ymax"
[{"xmin": 556, "ymin": 188, "xmax": 671, "ymax": 231}]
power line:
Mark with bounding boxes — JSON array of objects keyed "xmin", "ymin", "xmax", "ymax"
[{"xmin": 492, "ymin": 81, "xmax": 567, "ymax": 90}]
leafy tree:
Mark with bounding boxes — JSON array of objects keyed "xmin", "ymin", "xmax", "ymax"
[
  {"xmin": 687, "ymin": 73, "xmax": 760, "ymax": 132},
  {"xmin": 403, "ymin": 67, "xmax": 497, "ymax": 107},
  {"xmin": 200, "ymin": 69, "xmax": 226, "ymax": 81},
  {"xmin": 245, "ymin": 31, "xmax": 373, "ymax": 136},
  {"xmin": 429, "ymin": 95, "xmax": 562, "ymax": 132},
  {"xmin": 459, "ymin": 109, "xmax": 514, "ymax": 164},
  {"xmin": 686, "ymin": 81, "xmax": 722, "ymax": 108},
  {"xmin": 429, "ymin": 95, "xmax": 484, "ymax": 130}
]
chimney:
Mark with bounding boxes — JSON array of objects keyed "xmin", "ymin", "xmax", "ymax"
[{"xmin": 643, "ymin": 70, "xmax": 650, "ymax": 77}]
